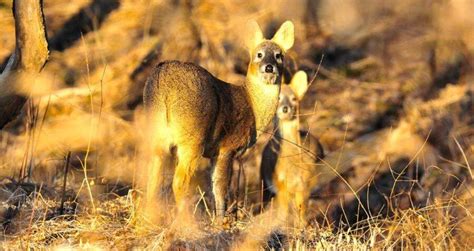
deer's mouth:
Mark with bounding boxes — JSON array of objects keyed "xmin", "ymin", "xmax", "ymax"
[{"xmin": 261, "ymin": 72, "xmax": 278, "ymax": 85}]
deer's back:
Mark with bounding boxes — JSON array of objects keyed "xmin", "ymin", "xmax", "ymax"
[
  {"xmin": 143, "ymin": 61, "xmax": 221, "ymax": 150},
  {"xmin": 143, "ymin": 60, "xmax": 256, "ymax": 158},
  {"xmin": 144, "ymin": 60, "xmax": 219, "ymax": 109}
]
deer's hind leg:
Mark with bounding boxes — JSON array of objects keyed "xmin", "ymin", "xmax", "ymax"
[
  {"xmin": 142, "ymin": 109, "xmax": 176, "ymax": 222},
  {"xmin": 147, "ymin": 144, "xmax": 176, "ymax": 203},
  {"xmin": 172, "ymin": 143, "xmax": 203, "ymax": 214}
]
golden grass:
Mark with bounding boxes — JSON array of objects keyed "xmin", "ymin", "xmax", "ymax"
[{"xmin": 1, "ymin": 187, "xmax": 472, "ymax": 250}]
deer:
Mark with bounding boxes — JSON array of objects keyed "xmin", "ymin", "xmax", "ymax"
[
  {"xmin": 260, "ymin": 71, "xmax": 325, "ymax": 226},
  {"xmin": 142, "ymin": 20, "xmax": 295, "ymax": 222}
]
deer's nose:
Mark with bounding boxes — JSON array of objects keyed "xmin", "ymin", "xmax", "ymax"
[
  {"xmin": 282, "ymin": 106, "xmax": 289, "ymax": 113},
  {"xmin": 265, "ymin": 64, "xmax": 274, "ymax": 73}
]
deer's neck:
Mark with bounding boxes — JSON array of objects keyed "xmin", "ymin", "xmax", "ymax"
[
  {"xmin": 276, "ymin": 119, "xmax": 300, "ymax": 144},
  {"xmin": 245, "ymin": 76, "xmax": 280, "ymax": 136}
]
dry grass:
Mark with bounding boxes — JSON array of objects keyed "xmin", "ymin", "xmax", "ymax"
[
  {"xmin": 1, "ymin": 187, "xmax": 472, "ymax": 249},
  {"xmin": 1, "ymin": 0, "xmax": 473, "ymax": 249}
]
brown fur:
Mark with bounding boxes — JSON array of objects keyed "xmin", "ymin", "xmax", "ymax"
[
  {"xmin": 260, "ymin": 71, "xmax": 325, "ymax": 225},
  {"xmin": 143, "ymin": 21, "xmax": 295, "ymax": 219}
]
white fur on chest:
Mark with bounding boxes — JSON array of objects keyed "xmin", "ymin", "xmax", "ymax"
[{"xmin": 245, "ymin": 77, "xmax": 280, "ymax": 135}]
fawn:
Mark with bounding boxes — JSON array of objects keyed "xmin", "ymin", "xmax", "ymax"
[
  {"xmin": 142, "ymin": 20, "xmax": 295, "ymax": 220},
  {"xmin": 260, "ymin": 71, "xmax": 324, "ymax": 225}
]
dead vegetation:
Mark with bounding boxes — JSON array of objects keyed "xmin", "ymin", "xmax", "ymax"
[{"xmin": 0, "ymin": 0, "xmax": 473, "ymax": 249}]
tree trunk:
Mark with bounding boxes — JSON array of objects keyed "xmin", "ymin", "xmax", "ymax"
[{"xmin": 0, "ymin": 0, "xmax": 49, "ymax": 129}]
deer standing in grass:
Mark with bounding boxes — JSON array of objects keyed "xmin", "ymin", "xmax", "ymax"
[
  {"xmin": 143, "ymin": 21, "xmax": 295, "ymax": 221},
  {"xmin": 260, "ymin": 71, "xmax": 324, "ymax": 225}
]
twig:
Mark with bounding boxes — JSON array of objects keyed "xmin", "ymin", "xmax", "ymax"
[
  {"xmin": 94, "ymin": 64, "xmax": 107, "ymax": 182},
  {"xmin": 308, "ymin": 54, "xmax": 324, "ymax": 88},
  {"xmin": 27, "ymin": 99, "xmax": 40, "ymax": 182},
  {"xmin": 59, "ymin": 151, "xmax": 71, "ymax": 215},
  {"xmin": 452, "ymin": 136, "xmax": 473, "ymax": 179},
  {"xmin": 81, "ymin": 32, "xmax": 96, "ymax": 212}
]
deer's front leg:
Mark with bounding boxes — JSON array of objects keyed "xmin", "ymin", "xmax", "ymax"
[{"xmin": 212, "ymin": 152, "xmax": 234, "ymax": 219}]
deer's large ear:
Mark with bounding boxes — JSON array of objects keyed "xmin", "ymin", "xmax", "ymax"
[
  {"xmin": 290, "ymin": 71, "xmax": 308, "ymax": 100},
  {"xmin": 244, "ymin": 20, "xmax": 264, "ymax": 52},
  {"xmin": 271, "ymin": 21, "xmax": 294, "ymax": 51}
]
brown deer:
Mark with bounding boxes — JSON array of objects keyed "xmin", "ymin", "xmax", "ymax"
[
  {"xmin": 142, "ymin": 20, "xmax": 295, "ymax": 221},
  {"xmin": 260, "ymin": 71, "xmax": 324, "ymax": 225}
]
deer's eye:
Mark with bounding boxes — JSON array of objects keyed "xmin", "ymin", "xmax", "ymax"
[
  {"xmin": 257, "ymin": 52, "xmax": 263, "ymax": 59},
  {"xmin": 291, "ymin": 96, "xmax": 297, "ymax": 102},
  {"xmin": 275, "ymin": 53, "xmax": 282, "ymax": 60}
]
